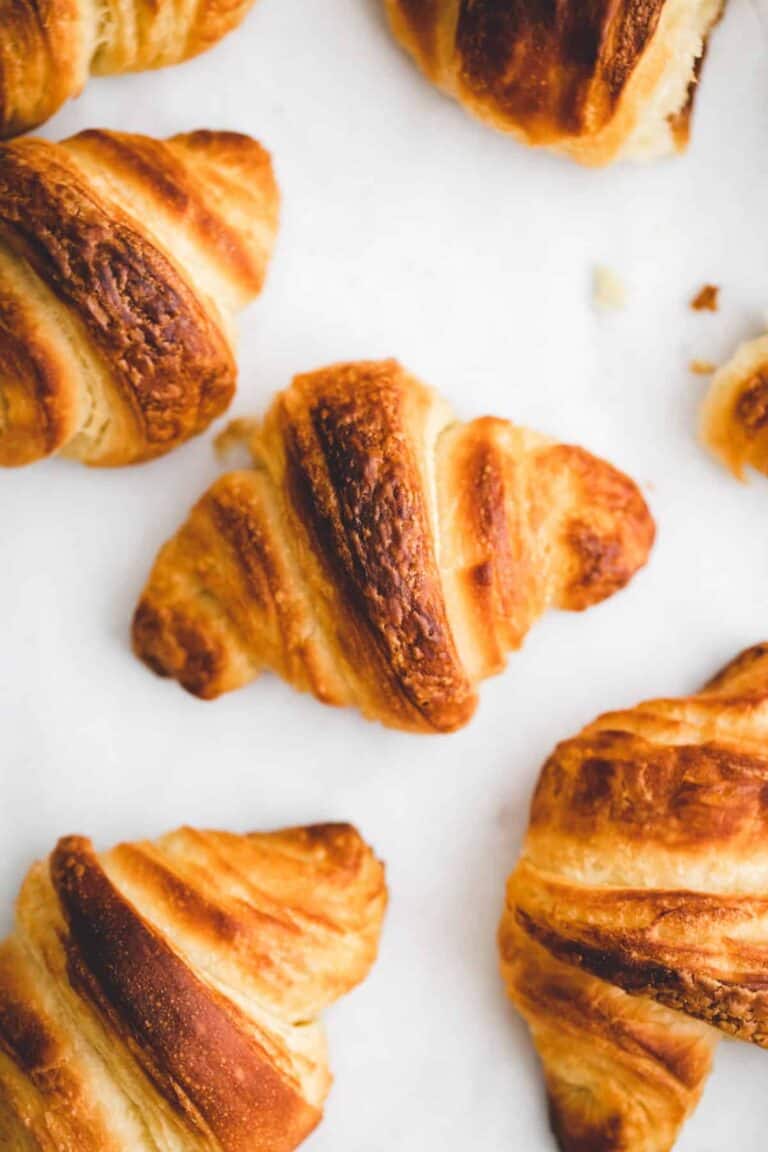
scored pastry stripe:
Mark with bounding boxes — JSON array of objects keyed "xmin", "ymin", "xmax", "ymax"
[
  {"xmin": 0, "ymin": 138, "xmax": 235, "ymax": 452},
  {"xmin": 280, "ymin": 370, "xmax": 475, "ymax": 730},
  {"xmin": 50, "ymin": 838, "xmax": 319, "ymax": 1151}
]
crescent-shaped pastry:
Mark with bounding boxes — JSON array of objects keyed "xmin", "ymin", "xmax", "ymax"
[
  {"xmin": 133, "ymin": 359, "xmax": 655, "ymax": 732},
  {"xmin": 0, "ymin": 822, "xmax": 386, "ymax": 1150},
  {"xmin": 0, "ymin": 129, "xmax": 279, "ymax": 467},
  {"xmin": 501, "ymin": 642, "xmax": 768, "ymax": 1151}
]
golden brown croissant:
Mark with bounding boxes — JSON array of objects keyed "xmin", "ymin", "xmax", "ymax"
[
  {"xmin": 133, "ymin": 359, "xmax": 655, "ymax": 732},
  {"xmin": 700, "ymin": 334, "xmax": 768, "ymax": 479},
  {"xmin": 0, "ymin": 821, "xmax": 386, "ymax": 1151},
  {"xmin": 0, "ymin": 0, "xmax": 258, "ymax": 139},
  {"xmin": 0, "ymin": 128, "xmax": 278, "ymax": 468},
  {"xmin": 500, "ymin": 642, "xmax": 768, "ymax": 1152},
  {"xmin": 384, "ymin": 0, "xmax": 724, "ymax": 166}
]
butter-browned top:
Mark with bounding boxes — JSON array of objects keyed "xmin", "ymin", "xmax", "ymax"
[
  {"xmin": 505, "ymin": 643, "xmax": 768, "ymax": 1049},
  {"xmin": 454, "ymin": 0, "xmax": 666, "ymax": 135},
  {"xmin": 0, "ymin": 137, "xmax": 235, "ymax": 457},
  {"xmin": 279, "ymin": 361, "xmax": 476, "ymax": 732},
  {"xmin": 51, "ymin": 837, "xmax": 319, "ymax": 1152},
  {"xmin": 0, "ymin": 823, "xmax": 386, "ymax": 1150}
]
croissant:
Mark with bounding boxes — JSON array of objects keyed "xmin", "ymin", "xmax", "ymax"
[
  {"xmin": 700, "ymin": 334, "xmax": 768, "ymax": 479},
  {"xmin": 500, "ymin": 642, "xmax": 768, "ymax": 1152},
  {"xmin": 0, "ymin": 128, "xmax": 278, "ymax": 468},
  {"xmin": 0, "ymin": 0, "xmax": 258, "ymax": 139},
  {"xmin": 132, "ymin": 359, "xmax": 655, "ymax": 732},
  {"xmin": 0, "ymin": 821, "xmax": 386, "ymax": 1151},
  {"xmin": 384, "ymin": 0, "xmax": 724, "ymax": 166}
]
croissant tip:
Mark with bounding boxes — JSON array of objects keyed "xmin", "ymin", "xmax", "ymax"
[{"xmin": 131, "ymin": 599, "xmax": 224, "ymax": 699}]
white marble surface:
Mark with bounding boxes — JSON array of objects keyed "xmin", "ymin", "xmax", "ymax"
[{"xmin": 2, "ymin": 2, "xmax": 768, "ymax": 1148}]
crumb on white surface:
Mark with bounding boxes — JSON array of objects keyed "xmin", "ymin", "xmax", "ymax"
[
  {"xmin": 690, "ymin": 284, "xmax": 720, "ymax": 312},
  {"xmin": 592, "ymin": 265, "xmax": 627, "ymax": 311},
  {"xmin": 689, "ymin": 359, "xmax": 717, "ymax": 375}
]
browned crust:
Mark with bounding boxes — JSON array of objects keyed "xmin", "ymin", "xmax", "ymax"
[
  {"xmin": 0, "ymin": 947, "xmax": 57, "ymax": 1076},
  {"xmin": 529, "ymin": 728, "xmax": 768, "ymax": 852},
  {"xmin": 517, "ymin": 903, "xmax": 768, "ymax": 1044},
  {"xmin": 71, "ymin": 129, "xmax": 276, "ymax": 298},
  {"xmin": 134, "ymin": 359, "xmax": 653, "ymax": 730},
  {"xmin": 0, "ymin": 136, "xmax": 236, "ymax": 463},
  {"xmin": 501, "ymin": 643, "xmax": 768, "ymax": 1148},
  {"xmin": 450, "ymin": 420, "xmax": 531, "ymax": 656},
  {"xmin": 0, "ymin": 941, "xmax": 118, "ymax": 1151},
  {"xmin": 0, "ymin": 0, "xmax": 258, "ymax": 140},
  {"xmin": 280, "ymin": 362, "xmax": 476, "ymax": 732},
  {"xmin": 386, "ymin": 0, "xmax": 724, "ymax": 164},
  {"xmin": 0, "ymin": 0, "xmax": 87, "ymax": 139},
  {"xmin": 454, "ymin": 0, "xmax": 666, "ymax": 137},
  {"xmin": 50, "ymin": 836, "xmax": 321, "ymax": 1152},
  {"xmin": 700, "ymin": 338, "xmax": 768, "ymax": 479},
  {"xmin": 0, "ymin": 284, "xmax": 75, "ymax": 464},
  {"xmin": 500, "ymin": 916, "xmax": 715, "ymax": 1152},
  {"xmin": 132, "ymin": 595, "xmax": 232, "ymax": 698},
  {"xmin": 542, "ymin": 444, "xmax": 656, "ymax": 610}
]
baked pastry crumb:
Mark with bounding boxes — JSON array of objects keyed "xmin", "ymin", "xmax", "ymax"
[
  {"xmin": 592, "ymin": 266, "xmax": 627, "ymax": 311},
  {"xmin": 690, "ymin": 284, "xmax": 720, "ymax": 312},
  {"xmin": 690, "ymin": 359, "xmax": 717, "ymax": 375}
]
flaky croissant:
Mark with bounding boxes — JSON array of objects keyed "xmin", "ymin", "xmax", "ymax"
[
  {"xmin": 133, "ymin": 359, "xmax": 654, "ymax": 732},
  {"xmin": 0, "ymin": 129, "xmax": 278, "ymax": 468},
  {"xmin": 500, "ymin": 642, "xmax": 768, "ymax": 1152},
  {"xmin": 0, "ymin": 0, "xmax": 258, "ymax": 139},
  {"xmin": 700, "ymin": 334, "xmax": 768, "ymax": 479},
  {"xmin": 384, "ymin": 0, "xmax": 724, "ymax": 166},
  {"xmin": 0, "ymin": 822, "xmax": 386, "ymax": 1151}
]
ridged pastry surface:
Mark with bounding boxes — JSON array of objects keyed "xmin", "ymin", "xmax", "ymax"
[
  {"xmin": 0, "ymin": 129, "xmax": 279, "ymax": 467},
  {"xmin": 385, "ymin": 0, "xmax": 725, "ymax": 165},
  {"xmin": 0, "ymin": 823, "xmax": 387, "ymax": 1151},
  {"xmin": 0, "ymin": 0, "xmax": 259, "ymax": 138},
  {"xmin": 501, "ymin": 643, "xmax": 768, "ymax": 1152},
  {"xmin": 133, "ymin": 359, "xmax": 655, "ymax": 732}
]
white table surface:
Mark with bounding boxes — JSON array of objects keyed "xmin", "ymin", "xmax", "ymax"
[{"xmin": 2, "ymin": 2, "xmax": 768, "ymax": 1148}]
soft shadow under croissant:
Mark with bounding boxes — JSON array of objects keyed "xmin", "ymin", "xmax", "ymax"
[
  {"xmin": 0, "ymin": 129, "xmax": 279, "ymax": 468},
  {"xmin": 0, "ymin": 0, "xmax": 260, "ymax": 138},
  {"xmin": 0, "ymin": 822, "xmax": 387, "ymax": 1151},
  {"xmin": 384, "ymin": 0, "xmax": 725, "ymax": 166},
  {"xmin": 132, "ymin": 359, "xmax": 655, "ymax": 732},
  {"xmin": 501, "ymin": 642, "xmax": 768, "ymax": 1152}
]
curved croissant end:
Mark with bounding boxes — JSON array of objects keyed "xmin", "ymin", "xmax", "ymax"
[
  {"xmin": 0, "ymin": 129, "xmax": 279, "ymax": 468},
  {"xmin": 501, "ymin": 642, "xmax": 768, "ymax": 1151},
  {"xmin": 700, "ymin": 334, "xmax": 768, "ymax": 480},
  {"xmin": 0, "ymin": 0, "xmax": 259, "ymax": 138},
  {"xmin": 0, "ymin": 822, "xmax": 387, "ymax": 1151},
  {"xmin": 384, "ymin": 0, "xmax": 724, "ymax": 166},
  {"xmin": 132, "ymin": 360, "xmax": 654, "ymax": 733}
]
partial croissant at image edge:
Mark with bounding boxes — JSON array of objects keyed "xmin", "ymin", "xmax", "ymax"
[
  {"xmin": 384, "ymin": 0, "xmax": 726, "ymax": 166},
  {"xmin": 0, "ymin": 128, "xmax": 279, "ymax": 468},
  {"xmin": 701, "ymin": 333, "xmax": 768, "ymax": 479},
  {"xmin": 132, "ymin": 358, "xmax": 655, "ymax": 734},
  {"xmin": 499, "ymin": 641, "xmax": 768, "ymax": 1152},
  {"xmin": 0, "ymin": 0, "xmax": 260, "ymax": 138},
  {"xmin": 0, "ymin": 821, "xmax": 387, "ymax": 1151}
]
